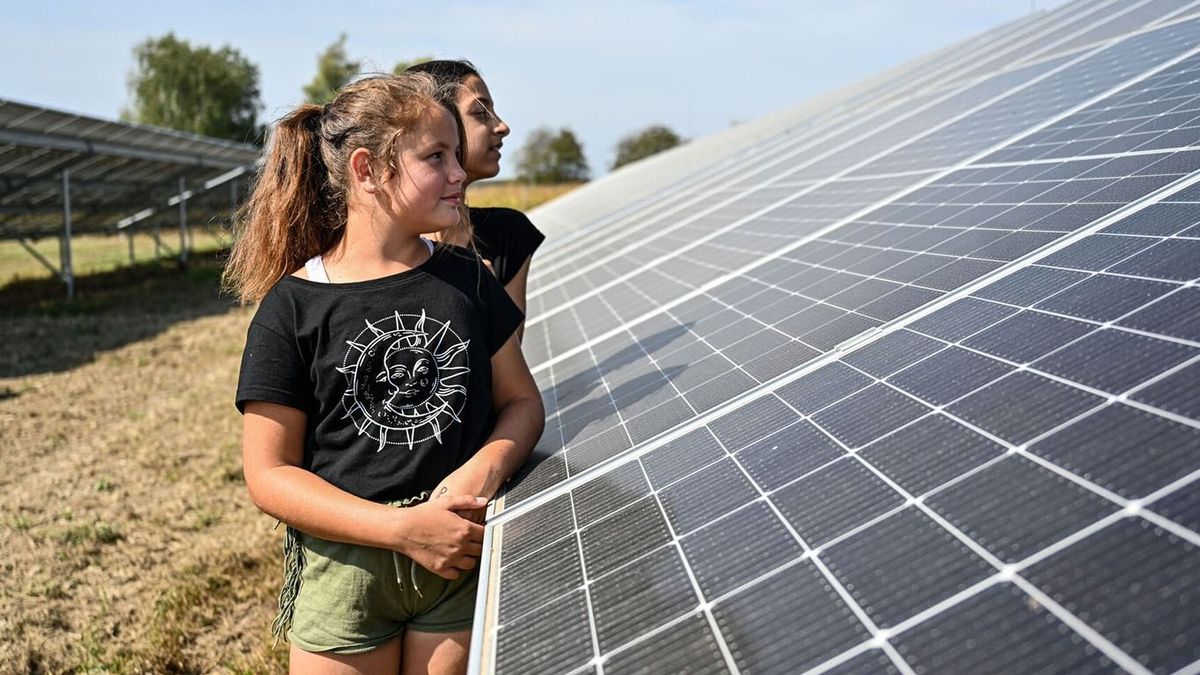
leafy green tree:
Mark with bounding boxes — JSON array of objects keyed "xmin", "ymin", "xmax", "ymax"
[
  {"xmin": 304, "ymin": 34, "xmax": 360, "ymax": 104},
  {"xmin": 612, "ymin": 124, "xmax": 683, "ymax": 169},
  {"xmin": 123, "ymin": 33, "xmax": 263, "ymax": 143},
  {"xmin": 517, "ymin": 127, "xmax": 590, "ymax": 184},
  {"xmin": 392, "ymin": 56, "xmax": 433, "ymax": 75}
]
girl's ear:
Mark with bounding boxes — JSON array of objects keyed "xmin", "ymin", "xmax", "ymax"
[{"xmin": 349, "ymin": 147, "xmax": 377, "ymax": 194}]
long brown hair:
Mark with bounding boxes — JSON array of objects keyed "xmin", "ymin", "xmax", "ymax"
[{"xmin": 222, "ymin": 73, "xmax": 467, "ymax": 303}]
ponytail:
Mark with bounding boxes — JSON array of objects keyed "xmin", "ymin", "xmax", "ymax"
[{"xmin": 223, "ymin": 104, "xmax": 344, "ymax": 303}]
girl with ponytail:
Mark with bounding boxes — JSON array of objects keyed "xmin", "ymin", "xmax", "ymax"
[{"xmin": 226, "ymin": 73, "xmax": 543, "ymax": 673}]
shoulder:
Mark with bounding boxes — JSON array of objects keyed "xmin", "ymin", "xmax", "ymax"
[
  {"xmin": 471, "ymin": 206, "xmax": 538, "ymax": 232},
  {"xmin": 252, "ymin": 278, "xmax": 299, "ymax": 319},
  {"xmin": 426, "ymin": 244, "xmax": 491, "ymax": 284},
  {"xmin": 469, "ymin": 207, "xmax": 543, "ymax": 248}
]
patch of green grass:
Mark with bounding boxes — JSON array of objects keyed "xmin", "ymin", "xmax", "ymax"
[
  {"xmin": 137, "ymin": 548, "xmax": 280, "ymax": 673},
  {"xmin": 39, "ymin": 582, "xmax": 70, "ymax": 600},
  {"xmin": 58, "ymin": 524, "xmax": 93, "ymax": 546},
  {"xmin": 195, "ymin": 511, "xmax": 221, "ymax": 529},
  {"xmin": 94, "ymin": 523, "xmax": 123, "ymax": 544},
  {"xmin": 1, "ymin": 248, "xmax": 234, "ymax": 318},
  {"xmin": 0, "ymin": 228, "xmax": 227, "ymax": 289},
  {"xmin": 57, "ymin": 521, "xmax": 124, "ymax": 546},
  {"xmin": 95, "ymin": 477, "xmax": 117, "ymax": 492},
  {"xmin": 78, "ymin": 627, "xmax": 134, "ymax": 674}
]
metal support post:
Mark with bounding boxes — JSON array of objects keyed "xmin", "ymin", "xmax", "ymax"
[
  {"xmin": 178, "ymin": 176, "xmax": 188, "ymax": 269},
  {"xmin": 61, "ymin": 170, "xmax": 74, "ymax": 300}
]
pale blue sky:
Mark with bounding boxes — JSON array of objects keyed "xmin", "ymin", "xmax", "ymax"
[{"xmin": 2, "ymin": 1, "xmax": 1061, "ymax": 177}]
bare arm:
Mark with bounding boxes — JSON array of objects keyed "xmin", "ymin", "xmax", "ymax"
[
  {"xmin": 504, "ymin": 256, "xmax": 533, "ymax": 343},
  {"xmin": 241, "ymin": 401, "xmax": 485, "ymax": 578},
  {"xmin": 432, "ymin": 332, "xmax": 545, "ymax": 510}
]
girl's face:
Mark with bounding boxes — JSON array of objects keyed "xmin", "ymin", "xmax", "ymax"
[
  {"xmin": 456, "ymin": 75, "xmax": 510, "ymax": 183},
  {"xmin": 388, "ymin": 106, "xmax": 467, "ymax": 233}
]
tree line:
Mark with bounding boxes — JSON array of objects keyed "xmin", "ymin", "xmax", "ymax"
[{"xmin": 122, "ymin": 33, "xmax": 683, "ymax": 182}]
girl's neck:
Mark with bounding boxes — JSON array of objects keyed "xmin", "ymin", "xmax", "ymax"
[{"xmin": 322, "ymin": 213, "xmax": 431, "ymax": 283}]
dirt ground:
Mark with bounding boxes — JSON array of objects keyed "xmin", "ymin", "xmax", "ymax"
[{"xmin": 0, "ymin": 255, "xmax": 287, "ymax": 673}]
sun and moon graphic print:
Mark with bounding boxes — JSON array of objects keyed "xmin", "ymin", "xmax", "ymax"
[{"xmin": 336, "ymin": 309, "xmax": 470, "ymax": 452}]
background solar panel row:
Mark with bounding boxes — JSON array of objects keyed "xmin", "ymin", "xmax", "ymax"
[{"xmin": 0, "ymin": 99, "xmax": 258, "ymax": 239}]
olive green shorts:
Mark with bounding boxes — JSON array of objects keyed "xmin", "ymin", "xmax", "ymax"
[{"xmin": 288, "ymin": 532, "xmax": 479, "ymax": 655}]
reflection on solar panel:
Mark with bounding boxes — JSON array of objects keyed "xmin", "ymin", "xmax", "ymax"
[{"xmin": 472, "ymin": 2, "xmax": 1200, "ymax": 673}]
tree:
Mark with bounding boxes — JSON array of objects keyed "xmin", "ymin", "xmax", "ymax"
[
  {"xmin": 123, "ymin": 33, "xmax": 263, "ymax": 144},
  {"xmin": 516, "ymin": 127, "xmax": 590, "ymax": 184},
  {"xmin": 612, "ymin": 124, "xmax": 683, "ymax": 170},
  {"xmin": 303, "ymin": 34, "xmax": 360, "ymax": 104},
  {"xmin": 392, "ymin": 56, "xmax": 433, "ymax": 75}
]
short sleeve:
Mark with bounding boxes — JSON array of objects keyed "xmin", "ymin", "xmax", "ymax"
[
  {"xmin": 235, "ymin": 319, "xmax": 312, "ymax": 414},
  {"xmin": 471, "ymin": 208, "xmax": 546, "ymax": 285},
  {"xmin": 510, "ymin": 211, "xmax": 546, "ymax": 264},
  {"xmin": 480, "ymin": 260, "xmax": 525, "ymax": 354}
]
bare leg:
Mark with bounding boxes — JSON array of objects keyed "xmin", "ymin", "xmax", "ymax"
[
  {"xmin": 402, "ymin": 629, "xmax": 471, "ymax": 675},
  {"xmin": 289, "ymin": 635, "xmax": 402, "ymax": 675}
]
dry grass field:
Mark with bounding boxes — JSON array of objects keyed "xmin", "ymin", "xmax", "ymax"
[
  {"xmin": 468, "ymin": 180, "xmax": 582, "ymax": 212},
  {"xmin": 0, "ymin": 182, "xmax": 575, "ymax": 673}
]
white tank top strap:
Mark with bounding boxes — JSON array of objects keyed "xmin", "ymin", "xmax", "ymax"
[
  {"xmin": 304, "ymin": 255, "xmax": 330, "ymax": 283},
  {"xmin": 304, "ymin": 240, "xmax": 429, "ymax": 284}
]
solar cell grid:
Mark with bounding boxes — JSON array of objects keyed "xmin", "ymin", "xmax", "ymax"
[
  {"xmin": 525, "ymin": 41, "xmax": 1200, "ymax": 379},
  {"xmin": 478, "ymin": 5, "xmax": 1200, "ymax": 673},
  {"xmin": 513, "ymin": 144, "xmax": 1200, "ymax": 505},
  {"xmin": 528, "ymin": 20, "xmax": 1123, "ymax": 303},
  {"xmin": 854, "ymin": 16, "xmax": 1200, "ymax": 176},
  {"xmin": 526, "ymin": 0, "xmax": 1079, "ymax": 279},
  {"xmin": 988, "ymin": 52, "xmax": 1200, "ymax": 163},
  {"xmin": 1023, "ymin": 0, "xmax": 1199, "ymax": 61},
  {"xmin": 928, "ymin": 0, "xmax": 1117, "ymax": 87},
  {"xmin": 484, "ymin": 168, "xmax": 1200, "ymax": 672}
]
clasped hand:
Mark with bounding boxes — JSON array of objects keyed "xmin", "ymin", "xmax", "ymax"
[{"xmin": 399, "ymin": 495, "xmax": 487, "ymax": 579}]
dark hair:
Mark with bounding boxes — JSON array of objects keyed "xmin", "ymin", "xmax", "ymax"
[
  {"xmin": 406, "ymin": 59, "xmax": 481, "ymax": 91},
  {"xmin": 223, "ymin": 73, "xmax": 463, "ymax": 303}
]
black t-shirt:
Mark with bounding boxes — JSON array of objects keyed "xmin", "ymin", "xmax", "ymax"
[
  {"xmin": 235, "ymin": 246, "xmax": 523, "ymax": 503},
  {"xmin": 469, "ymin": 207, "xmax": 545, "ymax": 286}
]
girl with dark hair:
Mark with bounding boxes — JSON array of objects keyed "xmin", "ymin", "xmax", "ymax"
[
  {"xmin": 224, "ymin": 73, "xmax": 544, "ymax": 674},
  {"xmin": 406, "ymin": 60, "xmax": 545, "ymax": 340}
]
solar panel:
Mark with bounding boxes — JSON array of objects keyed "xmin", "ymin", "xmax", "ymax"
[
  {"xmin": 0, "ymin": 98, "xmax": 259, "ymax": 239},
  {"xmin": 471, "ymin": 3, "xmax": 1200, "ymax": 673}
]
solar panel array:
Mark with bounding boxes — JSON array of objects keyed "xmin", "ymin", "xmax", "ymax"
[
  {"xmin": 0, "ymin": 98, "xmax": 259, "ymax": 239},
  {"xmin": 471, "ymin": 2, "xmax": 1200, "ymax": 673}
]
